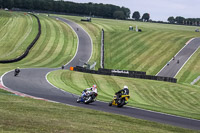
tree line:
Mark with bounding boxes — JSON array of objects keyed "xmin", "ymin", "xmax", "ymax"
[
  {"xmin": 168, "ymin": 16, "xmax": 200, "ymax": 26},
  {"xmin": 0, "ymin": 0, "xmax": 130, "ymax": 19},
  {"xmin": 132, "ymin": 11, "xmax": 150, "ymax": 22}
]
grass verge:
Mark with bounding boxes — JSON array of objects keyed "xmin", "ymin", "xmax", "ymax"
[{"xmin": 0, "ymin": 89, "xmax": 197, "ymax": 133}]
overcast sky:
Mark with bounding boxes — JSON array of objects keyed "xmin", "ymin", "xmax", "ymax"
[{"xmin": 66, "ymin": 0, "xmax": 200, "ymax": 21}]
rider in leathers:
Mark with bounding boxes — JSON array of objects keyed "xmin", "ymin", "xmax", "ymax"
[
  {"xmin": 81, "ymin": 85, "xmax": 97, "ymax": 102},
  {"xmin": 115, "ymin": 85, "xmax": 129, "ymax": 101}
]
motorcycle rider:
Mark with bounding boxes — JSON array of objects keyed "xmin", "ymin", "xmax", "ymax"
[
  {"xmin": 81, "ymin": 85, "xmax": 97, "ymax": 102},
  {"xmin": 14, "ymin": 67, "xmax": 20, "ymax": 76},
  {"xmin": 115, "ymin": 85, "xmax": 129, "ymax": 101}
]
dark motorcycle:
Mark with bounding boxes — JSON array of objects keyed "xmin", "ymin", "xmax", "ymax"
[
  {"xmin": 14, "ymin": 69, "xmax": 20, "ymax": 76},
  {"xmin": 77, "ymin": 91, "xmax": 98, "ymax": 104}
]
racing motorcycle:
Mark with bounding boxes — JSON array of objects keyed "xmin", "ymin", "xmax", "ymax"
[
  {"xmin": 14, "ymin": 69, "xmax": 20, "ymax": 77},
  {"xmin": 109, "ymin": 94, "xmax": 130, "ymax": 107},
  {"xmin": 77, "ymin": 91, "xmax": 98, "ymax": 104}
]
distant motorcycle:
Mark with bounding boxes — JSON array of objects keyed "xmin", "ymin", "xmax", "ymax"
[
  {"xmin": 14, "ymin": 68, "xmax": 20, "ymax": 77},
  {"xmin": 77, "ymin": 91, "xmax": 98, "ymax": 104}
]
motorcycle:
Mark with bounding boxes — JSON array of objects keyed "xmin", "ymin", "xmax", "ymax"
[
  {"xmin": 109, "ymin": 94, "xmax": 130, "ymax": 107},
  {"xmin": 14, "ymin": 69, "xmax": 20, "ymax": 76},
  {"xmin": 77, "ymin": 91, "xmax": 98, "ymax": 104}
]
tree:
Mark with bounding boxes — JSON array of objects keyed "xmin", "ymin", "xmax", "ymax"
[
  {"xmin": 121, "ymin": 6, "xmax": 130, "ymax": 19},
  {"xmin": 3, "ymin": 0, "xmax": 14, "ymax": 9},
  {"xmin": 1, "ymin": 0, "xmax": 131, "ymax": 19},
  {"xmin": 132, "ymin": 11, "xmax": 140, "ymax": 20},
  {"xmin": 142, "ymin": 13, "xmax": 150, "ymax": 22},
  {"xmin": 23, "ymin": 0, "xmax": 34, "ymax": 9},
  {"xmin": 175, "ymin": 16, "xmax": 185, "ymax": 24},
  {"xmin": 0, "ymin": 0, "xmax": 3, "ymax": 8},
  {"xmin": 167, "ymin": 16, "xmax": 175, "ymax": 24},
  {"xmin": 113, "ymin": 11, "xmax": 125, "ymax": 19}
]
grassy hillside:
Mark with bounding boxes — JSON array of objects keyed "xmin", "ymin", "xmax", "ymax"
[
  {"xmin": 101, "ymin": 19, "xmax": 199, "ymax": 76},
  {"xmin": 57, "ymin": 15, "xmax": 200, "ymax": 85},
  {"xmin": 48, "ymin": 70, "xmax": 200, "ymax": 120},
  {"xmin": 0, "ymin": 11, "xmax": 38, "ymax": 60},
  {"xmin": 0, "ymin": 89, "xmax": 197, "ymax": 133},
  {"xmin": 0, "ymin": 13, "xmax": 77, "ymax": 75}
]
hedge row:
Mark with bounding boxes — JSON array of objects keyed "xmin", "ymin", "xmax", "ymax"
[
  {"xmin": 73, "ymin": 66, "xmax": 177, "ymax": 83},
  {"xmin": 0, "ymin": 13, "xmax": 41, "ymax": 63}
]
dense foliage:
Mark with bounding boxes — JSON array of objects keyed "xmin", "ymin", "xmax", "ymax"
[
  {"xmin": 0, "ymin": 0, "xmax": 130, "ymax": 19},
  {"xmin": 167, "ymin": 16, "xmax": 200, "ymax": 25},
  {"xmin": 142, "ymin": 13, "xmax": 150, "ymax": 22},
  {"xmin": 132, "ymin": 11, "xmax": 140, "ymax": 20}
]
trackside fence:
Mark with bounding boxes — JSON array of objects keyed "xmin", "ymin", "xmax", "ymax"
[
  {"xmin": 73, "ymin": 66, "xmax": 177, "ymax": 83},
  {"xmin": 100, "ymin": 29, "xmax": 104, "ymax": 68},
  {"xmin": 0, "ymin": 13, "xmax": 41, "ymax": 63}
]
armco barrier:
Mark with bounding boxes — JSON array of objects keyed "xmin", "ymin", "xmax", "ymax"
[
  {"xmin": 0, "ymin": 13, "xmax": 41, "ymax": 63},
  {"xmin": 73, "ymin": 66, "xmax": 177, "ymax": 83},
  {"xmin": 100, "ymin": 29, "xmax": 104, "ymax": 68}
]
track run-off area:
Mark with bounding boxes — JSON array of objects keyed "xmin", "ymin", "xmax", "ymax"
[{"xmin": 1, "ymin": 16, "xmax": 200, "ymax": 130}]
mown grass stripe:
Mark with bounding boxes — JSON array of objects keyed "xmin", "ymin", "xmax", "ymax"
[
  {"xmin": 34, "ymin": 17, "xmax": 57, "ymax": 65},
  {"xmin": 106, "ymin": 31, "xmax": 160, "ymax": 69},
  {"xmin": 38, "ymin": 18, "xmax": 61, "ymax": 67},
  {"xmin": 1, "ymin": 14, "xmax": 33, "ymax": 58},
  {"xmin": 22, "ymin": 17, "xmax": 53, "ymax": 66},
  {"xmin": 48, "ymin": 20, "xmax": 77, "ymax": 67},
  {"xmin": 134, "ymin": 32, "xmax": 181, "ymax": 72}
]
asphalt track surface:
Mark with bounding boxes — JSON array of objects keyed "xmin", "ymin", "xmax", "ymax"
[
  {"xmin": 157, "ymin": 38, "xmax": 200, "ymax": 77},
  {"xmin": 2, "ymin": 17, "xmax": 200, "ymax": 130}
]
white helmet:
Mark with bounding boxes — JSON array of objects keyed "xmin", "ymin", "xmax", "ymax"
[{"xmin": 124, "ymin": 85, "xmax": 128, "ymax": 89}]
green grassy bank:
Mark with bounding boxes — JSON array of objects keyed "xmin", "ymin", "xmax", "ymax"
[
  {"xmin": 0, "ymin": 11, "xmax": 38, "ymax": 60},
  {"xmin": 0, "ymin": 89, "xmax": 197, "ymax": 133}
]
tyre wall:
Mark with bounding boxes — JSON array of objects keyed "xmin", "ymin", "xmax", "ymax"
[{"xmin": 73, "ymin": 66, "xmax": 177, "ymax": 83}]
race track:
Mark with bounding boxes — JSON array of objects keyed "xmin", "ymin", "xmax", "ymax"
[
  {"xmin": 157, "ymin": 38, "xmax": 200, "ymax": 77},
  {"xmin": 2, "ymin": 17, "xmax": 200, "ymax": 130}
]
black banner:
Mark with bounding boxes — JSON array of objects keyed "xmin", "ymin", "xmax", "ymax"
[{"xmin": 73, "ymin": 67, "xmax": 177, "ymax": 83}]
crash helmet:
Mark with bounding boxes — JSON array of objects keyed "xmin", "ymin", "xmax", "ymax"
[
  {"xmin": 93, "ymin": 84, "xmax": 96, "ymax": 89},
  {"xmin": 124, "ymin": 85, "xmax": 128, "ymax": 89},
  {"xmin": 92, "ymin": 84, "xmax": 96, "ymax": 91}
]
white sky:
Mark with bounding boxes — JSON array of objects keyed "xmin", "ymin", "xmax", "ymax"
[{"xmin": 66, "ymin": 0, "xmax": 200, "ymax": 21}]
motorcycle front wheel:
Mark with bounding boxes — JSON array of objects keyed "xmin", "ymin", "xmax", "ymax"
[
  {"xmin": 117, "ymin": 98, "xmax": 125, "ymax": 107},
  {"xmin": 77, "ymin": 97, "xmax": 81, "ymax": 103}
]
